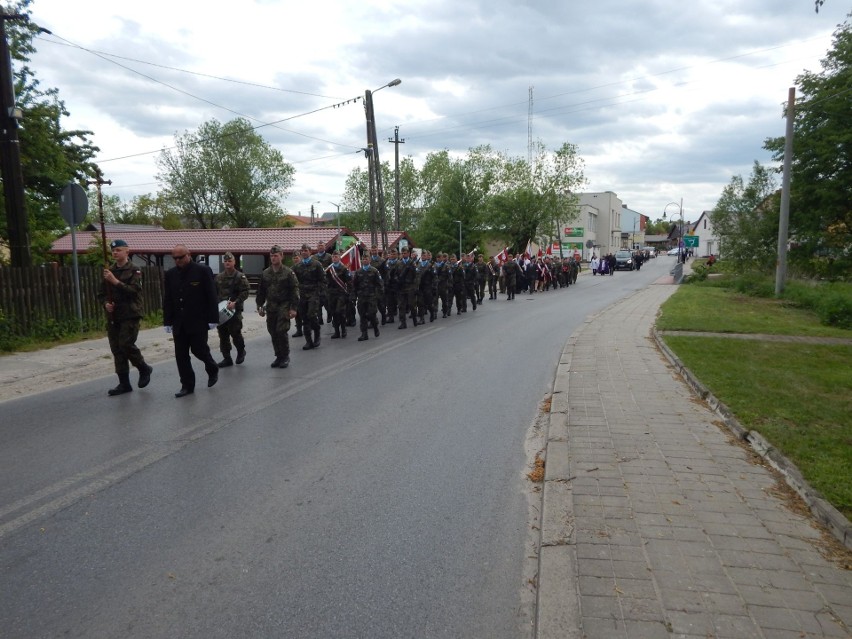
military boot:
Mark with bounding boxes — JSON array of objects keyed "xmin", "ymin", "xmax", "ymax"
[
  {"xmin": 302, "ymin": 333, "xmax": 315, "ymax": 350},
  {"xmin": 108, "ymin": 373, "xmax": 132, "ymax": 396},
  {"xmin": 235, "ymin": 348, "xmax": 246, "ymax": 365},
  {"xmin": 373, "ymin": 321, "xmax": 380, "ymax": 337},
  {"xmin": 313, "ymin": 326, "xmax": 321, "ymax": 348},
  {"xmin": 358, "ymin": 330, "xmax": 369, "ymax": 341},
  {"xmin": 137, "ymin": 363, "xmax": 153, "ymax": 388},
  {"xmin": 341, "ymin": 325, "xmax": 347, "ymax": 338},
  {"xmin": 331, "ymin": 324, "xmax": 341, "ymax": 339},
  {"xmin": 398, "ymin": 317, "xmax": 407, "ymax": 329},
  {"xmin": 217, "ymin": 355, "xmax": 234, "ymax": 368}
]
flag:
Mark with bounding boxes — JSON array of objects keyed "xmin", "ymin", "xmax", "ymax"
[
  {"xmin": 546, "ymin": 243, "xmax": 553, "ymax": 256},
  {"xmin": 340, "ymin": 243, "xmax": 362, "ymax": 271},
  {"xmin": 496, "ymin": 247, "xmax": 508, "ymax": 264},
  {"xmin": 523, "ymin": 239, "xmax": 533, "ymax": 259},
  {"xmin": 537, "ymin": 246, "xmax": 543, "ymax": 258}
]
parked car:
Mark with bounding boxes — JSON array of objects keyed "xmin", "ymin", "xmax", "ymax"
[
  {"xmin": 667, "ymin": 247, "xmax": 680, "ymax": 256},
  {"xmin": 647, "ymin": 247, "xmax": 656, "ymax": 258},
  {"xmin": 614, "ymin": 249, "xmax": 634, "ymax": 270}
]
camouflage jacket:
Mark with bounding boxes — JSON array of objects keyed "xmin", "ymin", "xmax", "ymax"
[
  {"xmin": 293, "ymin": 258, "xmax": 327, "ymax": 299},
  {"xmin": 352, "ymin": 265, "xmax": 384, "ymax": 299},
  {"xmin": 97, "ymin": 261, "xmax": 144, "ymax": 321},
  {"xmin": 215, "ymin": 268, "xmax": 250, "ymax": 313},
  {"xmin": 256, "ymin": 265, "xmax": 299, "ymax": 314}
]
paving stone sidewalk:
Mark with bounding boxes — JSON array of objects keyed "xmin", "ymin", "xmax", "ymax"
[{"xmin": 536, "ymin": 284, "xmax": 852, "ymax": 639}]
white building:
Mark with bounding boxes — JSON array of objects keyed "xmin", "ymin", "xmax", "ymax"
[
  {"xmin": 690, "ymin": 210, "xmax": 721, "ymax": 257},
  {"xmin": 576, "ymin": 191, "xmax": 623, "ymax": 257}
]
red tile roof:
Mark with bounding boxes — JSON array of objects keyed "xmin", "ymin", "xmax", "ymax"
[{"xmin": 49, "ymin": 227, "xmax": 350, "ymax": 256}]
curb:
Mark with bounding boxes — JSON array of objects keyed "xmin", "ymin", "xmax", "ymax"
[{"xmin": 652, "ymin": 328, "xmax": 852, "ymax": 551}]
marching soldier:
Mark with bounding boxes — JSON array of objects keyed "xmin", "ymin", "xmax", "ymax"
[
  {"xmin": 97, "ymin": 239, "xmax": 153, "ymax": 396},
  {"xmin": 215, "ymin": 252, "xmax": 250, "ymax": 367},
  {"xmin": 383, "ymin": 248, "xmax": 400, "ymax": 326},
  {"xmin": 475, "ymin": 254, "xmax": 488, "ymax": 303},
  {"xmin": 395, "ymin": 246, "xmax": 419, "ymax": 328},
  {"xmin": 326, "ymin": 250, "xmax": 352, "ymax": 339},
  {"xmin": 256, "ymin": 245, "xmax": 299, "ymax": 368},
  {"xmin": 293, "ymin": 244, "xmax": 327, "ymax": 350},
  {"xmin": 416, "ymin": 250, "xmax": 437, "ymax": 323},
  {"xmin": 448, "ymin": 254, "xmax": 466, "ymax": 314},
  {"xmin": 314, "ymin": 241, "xmax": 332, "ymax": 324},
  {"xmin": 502, "ymin": 253, "xmax": 521, "ymax": 300},
  {"xmin": 433, "ymin": 252, "xmax": 452, "ymax": 318},
  {"xmin": 352, "ymin": 257, "xmax": 384, "ymax": 341},
  {"xmin": 461, "ymin": 253, "xmax": 478, "ymax": 311}
]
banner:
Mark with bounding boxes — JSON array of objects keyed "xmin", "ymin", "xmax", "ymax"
[{"xmin": 563, "ymin": 227, "xmax": 584, "ymax": 237}]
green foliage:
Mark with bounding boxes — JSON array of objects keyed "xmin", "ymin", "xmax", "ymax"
[
  {"xmin": 156, "ymin": 117, "xmax": 295, "ymax": 228},
  {"xmin": 764, "ymin": 17, "xmax": 852, "ymax": 280},
  {"xmin": 0, "ymin": 0, "xmax": 100, "ymax": 265},
  {"xmin": 0, "ymin": 310, "xmax": 101, "ymax": 352},
  {"xmin": 709, "ymin": 161, "xmax": 779, "ymax": 273}
]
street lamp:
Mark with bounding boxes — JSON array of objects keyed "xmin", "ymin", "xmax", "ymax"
[
  {"xmin": 329, "ymin": 201, "xmax": 341, "ymax": 228},
  {"xmin": 310, "ymin": 200, "xmax": 321, "ymax": 226},
  {"xmin": 364, "ymin": 78, "xmax": 402, "ymax": 249},
  {"xmin": 455, "ymin": 220, "xmax": 462, "ymax": 258},
  {"xmin": 663, "ymin": 198, "xmax": 684, "ymax": 263}
]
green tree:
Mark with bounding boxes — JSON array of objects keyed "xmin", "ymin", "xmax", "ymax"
[
  {"xmin": 710, "ymin": 161, "xmax": 779, "ymax": 269},
  {"xmin": 340, "ymin": 156, "xmax": 421, "ymax": 235},
  {"xmin": 1, "ymin": 0, "xmax": 100, "ymax": 264},
  {"xmin": 156, "ymin": 117, "xmax": 294, "ymax": 228},
  {"xmin": 764, "ymin": 17, "xmax": 851, "ymax": 279}
]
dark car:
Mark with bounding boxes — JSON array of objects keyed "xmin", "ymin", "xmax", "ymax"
[{"xmin": 614, "ymin": 250, "xmax": 634, "ymax": 271}]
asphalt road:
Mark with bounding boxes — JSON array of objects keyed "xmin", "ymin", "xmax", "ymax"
[{"xmin": 0, "ymin": 257, "xmax": 672, "ymax": 639}]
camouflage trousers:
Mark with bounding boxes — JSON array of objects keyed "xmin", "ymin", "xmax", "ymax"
[
  {"xmin": 107, "ymin": 318, "xmax": 146, "ymax": 375},
  {"xmin": 217, "ymin": 314, "xmax": 245, "ymax": 355},
  {"xmin": 265, "ymin": 309, "xmax": 291, "ymax": 358}
]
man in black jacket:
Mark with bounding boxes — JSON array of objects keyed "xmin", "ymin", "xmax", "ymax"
[{"xmin": 163, "ymin": 245, "xmax": 219, "ymax": 398}]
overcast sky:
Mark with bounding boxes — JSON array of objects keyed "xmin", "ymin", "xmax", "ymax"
[{"xmin": 24, "ymin": 0, "xmax": 849, "ymax": 223}]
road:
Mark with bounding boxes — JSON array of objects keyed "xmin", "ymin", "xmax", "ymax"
[{"xmin": 0, "ymin": 257, "xmax": 672, "ymax": 639}]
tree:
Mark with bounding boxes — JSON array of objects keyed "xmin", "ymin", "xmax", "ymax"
[
  {"xmin": 156, "ymin": 117, "xmax": 294, "ymax": 229},
  {"xmin": 764, "ymin": 16, "xmax": 851, "ymax": 279},
  {"xmin": 340, "ymin": 156, "xmax": 421, "ymax": 236},
  {"xmin": 1, "ymin": 0, "xmax": 100, "ymax": 264},
  {"xmin": 710, "ymin": 161, "xmax": 779, "ymax": 269}
]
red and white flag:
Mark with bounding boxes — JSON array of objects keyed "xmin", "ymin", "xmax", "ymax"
[
  {"xmin": 523, "ymin": 239, "xmax": 533, "ymax": 260},
  {"xmin": 546, "ymin": 243, "xmax": 553, "ymax": 256},
  {"xmin": 496, "ymin": 247, "xmax": 508, "ymax": 264},
  {"xmin": 339, "ymin": 243, "xmax": 362, "ymax": 271}
]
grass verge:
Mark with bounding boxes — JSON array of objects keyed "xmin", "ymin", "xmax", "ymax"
[{"xmin": 659, "ymin": 281, "xmax": 852, "ymax": 520}]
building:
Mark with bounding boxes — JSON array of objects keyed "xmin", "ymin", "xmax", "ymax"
[
  {"xmin": 576, "ymin": 191, "xmax": 623, "ymax": 258},
  {"xmin": 689, "ymin": 210, "xmax": 721, "ymax": 257},
  {"xmin": 619, "ymin": 205, "xmax": 648, "ymax": 249}
]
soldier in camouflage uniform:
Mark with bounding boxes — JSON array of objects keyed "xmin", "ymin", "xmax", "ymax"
[
  {"xmin": 97, "ymin": 239, "xmax": 153, "ymax": 396},
  {"xmin": 416, "ymin": 249, "xmax": 437, "ymax": 323},
  {"xmin": 215, "ymin": 252, "xmax": 250, "ymax": 367},
  {"xmin": 461, "ymin": 253, "xmax": 478, "ymax": 311},
  {"xmin": 433, "ymin": 252, "xmax": 452, "ymax": 318},
  {"xmin": 448, "ymin": 254, "xmax": 466, "ymax": 314},
  {"xmin": 502, "ymin": 253, "xmax": 521, "ymax": 300},
  {"xmin": 326, "ymin": 250, "xmax": 351, "ymax": 339},
  {"xmin": 487, "ymin": 257, "xmax": 500, "ymax": 299},
  {"xmin": 293, "ymin": 243, "xmax": 327, "ymax": 350},
  {"xmin": 383, "ymin": 248, "xmax": 400, "ymax": 326},
  {"xmin": 314, "ymin": 241, "xmax": 332, "ymax": 324},
  {"xmin": 395, "ymin": 246, "xmax": 419, "ymax": 328},
  {"xmin": 474, "ymin": 254, "xmax": 488, "ymax": 303},
  {"xmin": 367, "ymin": 244, "xmax": 386, "ymax": 325},
  {"xmin": 255, "ymin": 245, "xmax": 299, "ymax": 368},
  {"xmin": 352, "ymin": 257, "xmax": 384, "ymax": 341}
]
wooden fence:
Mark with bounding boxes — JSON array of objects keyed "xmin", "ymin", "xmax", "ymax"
[{"xmin": 0, "ymin": 265, "xmax": 164, "ymax": 335}]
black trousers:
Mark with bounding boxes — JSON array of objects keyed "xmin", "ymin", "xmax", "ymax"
[{"xmin": 173, "ymin": 328, "xmax": 217, "ymax": 390}]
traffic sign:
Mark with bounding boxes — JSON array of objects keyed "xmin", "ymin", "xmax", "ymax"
[
  {"xmin": 683, "ymin": 235, "xmax": 699, "ymax": 248},
  {"xmin": 60, "ymin": 183, "xmax": 88, "ymax": 226}
]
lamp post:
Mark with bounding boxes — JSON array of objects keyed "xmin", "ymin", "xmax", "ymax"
[
  {"xmin": 364, "ymin": 78, "xmax": 402, "ymax": 249},
  {"xmin": 455, "ymin": 220, "xmax": 462, "ymax": 258},
  {"xmin": 309, "ymin": 201, "xmax": 320, "ymax": 226},
  {"xmin": 663, "ymin": 199, "xmax": 684, "ymax": 263},
  {"xmin": 329, "ymin": 201, "xmax": 341, "ymax": 227}
]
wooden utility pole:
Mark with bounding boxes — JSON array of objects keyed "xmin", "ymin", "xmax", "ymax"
[
  {"xmin": 775, "ymin": 88, "xmax": 795, "ymax": 297},
  {"xmin": 388, "ymin": 126, "xmax": 405, "ymax": 231},
  {"xmin": 364, "ymin": 89, "xmax": 389, "ymax": 249},
  {"xmin": 87, "ymin": 172, "xmax": 113, "ymax": 267},
  {"xmin": 0, "ymin": 8, "xmax": 30, "ymax": 266}
]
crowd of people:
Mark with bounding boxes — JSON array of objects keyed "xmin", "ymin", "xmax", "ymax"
[{"xmin": 98, "ymin": 240, "xmax": 586, "ymax": 398}]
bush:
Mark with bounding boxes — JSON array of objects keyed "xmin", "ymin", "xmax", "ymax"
[{"xmin": 814, "ymin": 288, "xmax": 852, "ymax": 329}]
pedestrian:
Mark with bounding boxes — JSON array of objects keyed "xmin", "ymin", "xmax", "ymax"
[
  {"xmin": 97, "ymin": 238, "xmax": 153, "ymax": 396},
  {"xmin": 475, "ymin": 254, "xmax": 488, "ymax": 303},
  {"xmin": 293, "ymin": 243, "xmax": 327, "ymax": 350},
  {"xmin": 255, "ymin": 244, "xmax": 299, "ymax": 368},
  {"xmin": 395, "ymin": 246, "xmax": 419, "ymax": 328},
  {"xmin": 462, "ymin": 253, "xmax": 478, "ymax": 311},
  {"xmin": 433, "ymin": 252, "xmax": 452, "ymax": 318},
  {"xmin": 326, "ymin": 250, "xmax": 351, "ymax": 339},
  {"xmin": 448, "ymin": 254, "xmax": 466, "ymax": 313},
  {"xmin": 383, "ymin": 248, "xmax": 400, "ymax": 326},
  {"xmin": 590, "ymin": 254, "xmax": 599, "ymax": 275},
  {"xmin": 314, "ymin": 241, "xmax": 332, "ymax": 324},
  {"xmin": 502, "ymin": 254, "xmax": 521, "ymax": 300},
  {"xmin": 416, "ymin": 249, "xmax": 437, "ymax": 323},
  {"xmin": 163, "ymin": 244, "xmax": 219, "ymax": 398},
  {"xmin": 487, "ymin": 256, "xmax": 499, "ymax": 300},
  {"xmin": 215, "ymin": 252, "xmax": 250, "ymax": 368},
  {"xmin": 352, "ymin": 256, "xmax": 384, "ymax": 341}
]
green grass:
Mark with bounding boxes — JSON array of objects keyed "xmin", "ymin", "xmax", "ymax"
[
  {"xmin": 657, "ymin": 285, "xmax": 852, "ymax": 338},
  {"xmin": 659, "ymin": 279, "xmax": 852, "ymax": 520}
]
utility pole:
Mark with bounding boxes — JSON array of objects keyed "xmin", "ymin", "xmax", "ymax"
[
  {"xmin": 363, "ymin": 90, "xmax": 389, "ymax": 249},
  {"xmin": 388, "ymin": 126, "xmax": 405, "ymax": 231},
  {"xmin": 0, "ymin": 8, "xmax": 30, "ymax": 267},
  {"xmin": 87, "ymin": 172, "xmax": 112, "ymax": 266},
  {"xmin": 775, "ymin": 88, "xmax": 795, "ymax": 297}
]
